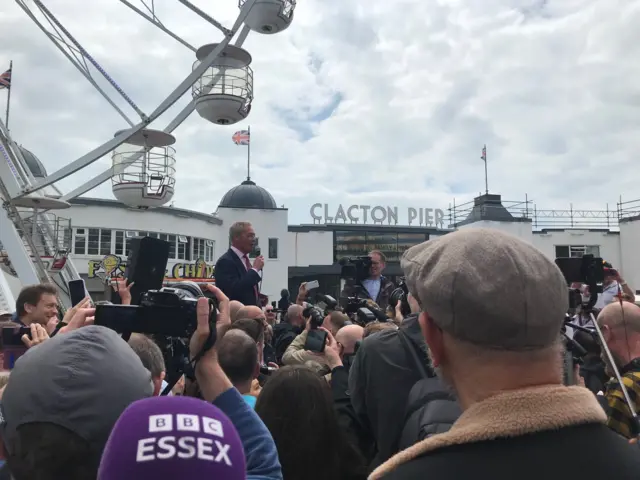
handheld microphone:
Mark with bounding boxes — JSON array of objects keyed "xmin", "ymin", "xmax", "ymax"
[{"xmin": 255, "ymin": 247, "xmax": 261, "ymax": 257}]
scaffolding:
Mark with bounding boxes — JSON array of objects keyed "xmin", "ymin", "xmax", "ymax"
[{"xmin": 448, "ymin": 195, "xmax": 640, "ymax": 231}]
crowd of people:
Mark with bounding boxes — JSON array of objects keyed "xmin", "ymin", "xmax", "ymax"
[{"xmin": 0, "ymin": 225, "xmax": 639, "ymax": 479}]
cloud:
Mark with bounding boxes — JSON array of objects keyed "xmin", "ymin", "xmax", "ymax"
[{"xmin": 1, "ymin": 0, "xmax": 639, "ymax": 227}]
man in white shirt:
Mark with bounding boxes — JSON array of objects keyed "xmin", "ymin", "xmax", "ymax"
[{"xmin": 594, "ymin": 262, "xmax": 634, "ymax": 309}]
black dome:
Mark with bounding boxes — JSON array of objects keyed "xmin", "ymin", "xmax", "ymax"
[
  {"xmin": 19, "ymin": 146, "xmax": 47, "ymax": 178},
  {"xmin": 219, "ymin": 179, "xmax": 277, "ymax": 209}
]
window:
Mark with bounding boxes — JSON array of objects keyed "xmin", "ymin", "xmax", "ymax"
[
  {"xmin": 268, "ymin": 238, "xmax": 278, "ymax": 259},
  {"xmin": 99, "ymin": 229, "xmax": 112, "ymax": 255},
  {"xmin": 73, "ymin": 228, "xmax": 87, "ymax": 255},
  {"xmin": 205, "ymin": 240, "xmax": 214, "ymax": 262},
  {"xmin": 115, "ymin": 230, "xmax": 125, "ymax": 255},
  {"xmin": 87, "ymin": 228, "xmax": 100, "ymax": 255},
  {"xmin": 125, "ymin": 231, "xmax": 137, "ymax": 256},
  {"xmin": 250, "ymin": 238, "xmax": 260, "ymax": 257},
  {"xmin": 193, "ymin": 238, "xmax": 206, "ymax": 260},
  {"xmin": 334, "ymin": 230, "xmax": 427, "ymax": 262},
  {"xmin": 178, "ymin": 236, "xmax": 191, "ymax": 261},
  {"xmin": 555, "ymin": 245, "xmax": 600, "ymax": 258}
]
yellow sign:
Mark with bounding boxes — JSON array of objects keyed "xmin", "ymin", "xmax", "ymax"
[{"xmin": 88, "ymin": 256, "xmax": 215, "ymax": 281}]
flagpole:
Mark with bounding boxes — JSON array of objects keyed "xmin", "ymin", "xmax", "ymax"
[
  {"xmin": 5, "ymin": 60, "xmax": 12, "ymax": 130},
  {"xmin": 247, "ymin": 125, "xmax": 251, "ymax": 180},
  {"xmin": 483, "ymin": 144, "xmax": 488, "ymax": 194}
]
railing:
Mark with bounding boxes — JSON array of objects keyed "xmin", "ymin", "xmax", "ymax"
[
  {"xmin": 618, "ymin": 198, "xmax": 640, "ymax": 220},
  {"xmin": 13, "ymin": 210, "xmax": 72, "ymax": 257},
  {"xmin": 449, "ymin": 196, "xmax": 640, "ymax": 231}
]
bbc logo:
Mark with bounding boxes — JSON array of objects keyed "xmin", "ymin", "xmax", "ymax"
[{"xmin": 148, "ymin": 414, "xmax": 225, "ymax": 438}]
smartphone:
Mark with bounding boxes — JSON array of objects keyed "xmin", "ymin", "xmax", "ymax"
[
  {"xmin": 2, "ymin": 326, "xmax": 30, "ymax": 370},
  {"xmin": 68, "ymin": 279, "xmax": 87, "ymax": 306},
  {"xmin": 306, "ymin": 280, "xmax": 320, "ymax": 290}
]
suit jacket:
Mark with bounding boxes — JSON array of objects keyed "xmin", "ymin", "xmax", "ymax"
[{"xmin": 215, "ymin": 248, "xmax": 261, "ymax": 306}]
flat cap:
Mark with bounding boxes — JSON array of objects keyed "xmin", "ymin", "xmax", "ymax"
[{"xmin": 401, "ymin": 228, "xmax": 568, "ymax": 350}]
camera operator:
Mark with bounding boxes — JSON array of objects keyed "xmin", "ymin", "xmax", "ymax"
[
  {"xmin": 341, "ymin": 250, "xmax": 395, "ymax": 311},
  {"xmin": 369, "ymin": 229, "xmax": 640, "ymax": 480},
  {"xmin": 595, "ymin": 262, "xmax": 634, "ymax": 309},
  {"xmin": 598, "ymin": 301, "xmax": 640, "ymax": 439}
]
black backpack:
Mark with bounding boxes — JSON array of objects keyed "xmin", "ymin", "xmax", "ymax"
[{"xmin": 397, "ymin": 330, "xmax": 462, "ymax": 450}]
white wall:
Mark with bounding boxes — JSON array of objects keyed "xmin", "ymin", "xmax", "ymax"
[
  {"xmin": 214, "ymin": 207, "xmax": 289, "ymax": 300},
  {"xmin": 532, "ymin": 230, "xmax": 622, "ymax": 267},
  {"xmin": 67, "ymin": 204, "xmax": 220, "ymax": 240},
  {"xmin": 288, "ymin": 230, "xmax": 334, "ymax": 267},
  {"xmin": 619, "ymin": 218, "xmax": 640, "ymax": 293}
]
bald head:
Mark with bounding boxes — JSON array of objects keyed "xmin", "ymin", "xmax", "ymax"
[
  {"xmin": 598, "ymin": 302, "xmax": 640, "ymax": 333},
  {"xmin": 287, "ymin": 304, "xmax": 304, "ymax": 327},
  {"xmin": 229, "ymin": 301, "xmax": 244, "ymax": 322},
  {"xmin": 236, "ymin": 305, "xmax": 264, "ymax": 322},
  {"xmin": 336, "ymin": 324, "xmax": 364, "ymax": 355}
]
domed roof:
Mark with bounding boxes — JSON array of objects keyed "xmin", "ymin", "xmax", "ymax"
[
  {"xmin": 219, "ymin": 179, "xmax": 277, "ymax": 209},
  {"xmin": 18, "ymin": 146, "xmax": 47, "ymax": 178}
]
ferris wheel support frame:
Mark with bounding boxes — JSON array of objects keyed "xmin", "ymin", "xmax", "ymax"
[
  {"xmin": 60, "ymin": 12, "xmax": 253, "ymax": 202},
  {"xmin": 118, "ymin": 0, "xmax": 196, "ymax": 52},
  {"xmin": 11, "ymin": 0, "xmax": 257, "ymax": 200}
]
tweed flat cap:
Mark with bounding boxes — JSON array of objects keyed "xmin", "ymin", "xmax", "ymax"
[{"xmin": 401, "ymin": 228, "xmax": 568, "ymax": 350}]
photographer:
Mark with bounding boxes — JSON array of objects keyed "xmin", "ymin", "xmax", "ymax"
[
  {"xmin": 595, "ymin": 262, "xmax": 635, "ymax": 309},
  {"xmin": 598, "ymin": 301, "xmax": 640, "ymax": 439},
  {"xmin": 281, "ymin": 310, "xmax": 348, "ymax": 373},
  {"xmin": 341, "ymin": 251, "xmax": 395, "ymax": 311}
]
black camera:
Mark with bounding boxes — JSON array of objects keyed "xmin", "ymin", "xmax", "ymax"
[
  {"xmin": 388, "ymin": 277, "xmax": 411, "ymax": 317},
  {"xmin": 303, "ymin": 305, "xmax": 325, "ymax": 330},
  {"xmin": 302, "ymin": 304, "xmax": 329, "ymax": 354},
  {"xmin": 555, "ymin": 254, "xmax": 605, "ymax": 311},
  {"xmin": 340, "ymin": 296, "xmax": 384, "ymax": 325},
  {"xmin": 339, "ymin": 256, "xmax": 372, "ymax": 282},
  {"xmin": 95, "ymin": 283, "xmax": 218, "ymax": 339}
]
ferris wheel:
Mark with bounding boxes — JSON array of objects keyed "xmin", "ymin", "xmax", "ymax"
[{"xmin": 0, "ymin": 0, "xmax": 296, "ymax": 304}]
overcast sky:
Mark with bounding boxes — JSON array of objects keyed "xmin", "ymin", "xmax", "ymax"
[{"xmin": 1, "ymin": 0, "xmax": 639, "ymax": 226}]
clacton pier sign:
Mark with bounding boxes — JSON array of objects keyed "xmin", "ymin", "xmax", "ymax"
[{"xmin": 309, "ymin": 203, "xmax": 446, "ymax": 228}]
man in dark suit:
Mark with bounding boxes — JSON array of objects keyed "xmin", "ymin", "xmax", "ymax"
[{"xmin": 215, "ymin": 221, "xmax": 265, "ymax": 306}]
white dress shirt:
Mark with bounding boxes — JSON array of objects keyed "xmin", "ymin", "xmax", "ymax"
[
  {"xmin": 594, "ymin": 281, "xmax": 619, "ymax": 310},
  {"xmin": 230, "ymin": 246, "xmax": 259, "ymax": 273}
]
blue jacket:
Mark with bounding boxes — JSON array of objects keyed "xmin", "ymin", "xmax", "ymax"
[{"xmin": 214, "ymin": 388, "xmax": 282, "ymax": 480}]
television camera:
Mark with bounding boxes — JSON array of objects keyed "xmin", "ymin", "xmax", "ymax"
[
  {"xmin": 338, "ymin": 255, "xmax": 390, "ymax": 325},
  {"xmin": 95, "ymin": 281, "xmax": 218, "ymax": 395},
  {"xmin": 555, "ymin": 254, "xmax": 640, "ymax": 439},
  {"xmin": 339, "ymin": 255, "xmax": 372, "ymax": 283}
]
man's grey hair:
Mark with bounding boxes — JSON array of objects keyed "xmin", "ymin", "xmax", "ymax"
[
  {"xmin": 229, "ymin": 222, "xmax": 252, "ymax": 241},
  {"xmin": 128, "ymin": 334, "xmax": 166, "ymax": 378}
]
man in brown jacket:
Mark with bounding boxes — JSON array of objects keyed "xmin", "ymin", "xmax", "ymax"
[{"xmin": 370, "ymin": 228, "xmax": 640, "ymax": 480}]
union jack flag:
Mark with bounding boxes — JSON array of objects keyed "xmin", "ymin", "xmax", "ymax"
[
  {"xmin": 0, "ymin": 67, "xmax": 11, "ymax": 90},
  {"xmin": 481, "ymin": 145, "xmax": 486, "ymax": 162},
  {"xmin": 232, "ymin": 129, "xmax": 250, "ymax": 146}
]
